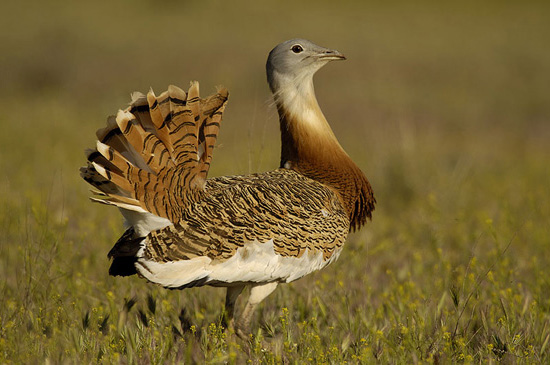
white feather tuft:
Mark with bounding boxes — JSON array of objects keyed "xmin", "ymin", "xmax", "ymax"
[
  {"xmin": 135, "ymin": 255, "xmax": 212, "ymax": 288},
  {"xmin": 119, "ymin": 209, "xmax": 172, "ymax": 237}
]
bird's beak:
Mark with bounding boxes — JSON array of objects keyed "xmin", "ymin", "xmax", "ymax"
[{"xmin": 317, "ymin": 49, "xmax": 346, "ymax": 61}]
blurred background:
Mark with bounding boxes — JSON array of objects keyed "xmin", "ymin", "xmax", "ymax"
[{"xmin": 1, "ymin": 0, "xmax": 549, "ymax": 362}]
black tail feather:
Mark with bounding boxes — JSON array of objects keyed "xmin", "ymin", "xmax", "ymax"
[
  {"xmin": 109, "ymin": 257, "xmax": 138, "ymax": 276},
  {"xmin": 107, "ymin": 227, "xmax": 145, "ymax": 277}
]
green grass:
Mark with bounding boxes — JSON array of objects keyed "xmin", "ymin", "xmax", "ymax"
[{"xmin": 1, "ymin": 0, "xmax": 550, "ymax": 363}]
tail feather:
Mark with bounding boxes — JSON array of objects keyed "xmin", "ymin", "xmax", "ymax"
[
  {"xmin": 128, "ymin": 92, "xmax": 158, "ymax": 135},
  {"xmin": 81, "ymin": 149, "xmax": 126, "ymax": 197},
  {"xmin": 199, "ymin": 88, "xmax": 226, "ymax": 176},
  {"xmin": 95, "ymin": 141, "xmax": 132, "ymax": 173},
  {"xmin": 81, "ymin": 82, "xmax": 229, "ymax": 223},
  {"xmin": 114, "ymin": 109, "xmax": 153, "ymax": 172},
  {"xmin": 107, "ymin": 227, "xmax": 144, "ymax": 276},
  {"xmin": 146, "ymin": 90, "xmax": 173, "ymax": 158},
  {"xmin": 168, "ymin": 84, "xmax": 201, "ymax": 168}
]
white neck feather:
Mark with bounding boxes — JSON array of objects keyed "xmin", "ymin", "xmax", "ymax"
[{"xmin": 271, "ymin": 71, "xmax": 336, "ymax": 138}]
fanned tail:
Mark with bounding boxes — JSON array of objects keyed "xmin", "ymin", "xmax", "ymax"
[{"xmin": 80, "ymin": 82, "xmax": 229, "ymax": 223}]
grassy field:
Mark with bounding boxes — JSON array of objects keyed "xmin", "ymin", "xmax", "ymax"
[{"xmin": 1, "ymin": 0, "xmax": 550, "ymax": 363}]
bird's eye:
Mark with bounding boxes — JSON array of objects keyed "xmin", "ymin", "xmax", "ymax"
[{"xmin": 291, "ymin": 45, "xmax": 303, "ymax": 53}]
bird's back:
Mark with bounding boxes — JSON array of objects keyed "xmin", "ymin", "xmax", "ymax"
[{"xmin": 109, "ymin": 168, "xmax": 349, "ymax": 289}]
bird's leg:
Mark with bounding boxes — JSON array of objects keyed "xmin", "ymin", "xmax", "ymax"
[
  {"xmin": 222, "ymin": 285, "xmax": 245, "ymax": 330},
  {"xmin": 235, "ymin": 282, "xmax": 278, "ymax": 339}
]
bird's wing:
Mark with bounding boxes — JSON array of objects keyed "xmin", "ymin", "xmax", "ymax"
[
  {"xmin": 80, "ymin": 83, "xmax": 229, "ymax": 223},
  {"xmin": 116, "ymin": 169, "xmax": 350, "ymax": 288}
]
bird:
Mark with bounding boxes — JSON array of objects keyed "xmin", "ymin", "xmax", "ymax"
[{"xmin": 80, "ymin": 39, "xmax": 375, "ymax": 337}]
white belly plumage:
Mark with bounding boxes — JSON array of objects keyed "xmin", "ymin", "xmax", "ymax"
[{"xmin": 135, "ymin": 238, "xmax": 342, "ymax": 289}]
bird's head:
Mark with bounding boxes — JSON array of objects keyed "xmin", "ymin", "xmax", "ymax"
[{"xmin": 266, "ymin": 39, "xmax": 345, "ymax": 93}]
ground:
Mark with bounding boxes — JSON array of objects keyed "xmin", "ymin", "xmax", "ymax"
[{"xmin": 0, "ymin": 0, "xmax": 549, "ymax": 363}]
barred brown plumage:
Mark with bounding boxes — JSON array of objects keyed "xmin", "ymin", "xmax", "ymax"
[
  {"xmin": 81, "ymin": 39, "xmax": 375, "ymax": 337},
  {"xmin": 142, "ymin": 169, "xmax": 349, "ymax": 264}
]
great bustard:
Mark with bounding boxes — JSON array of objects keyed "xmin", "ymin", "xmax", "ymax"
[{"xmin": 81, "ymin": 39, "xmax": 375, "ymax": 336}]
